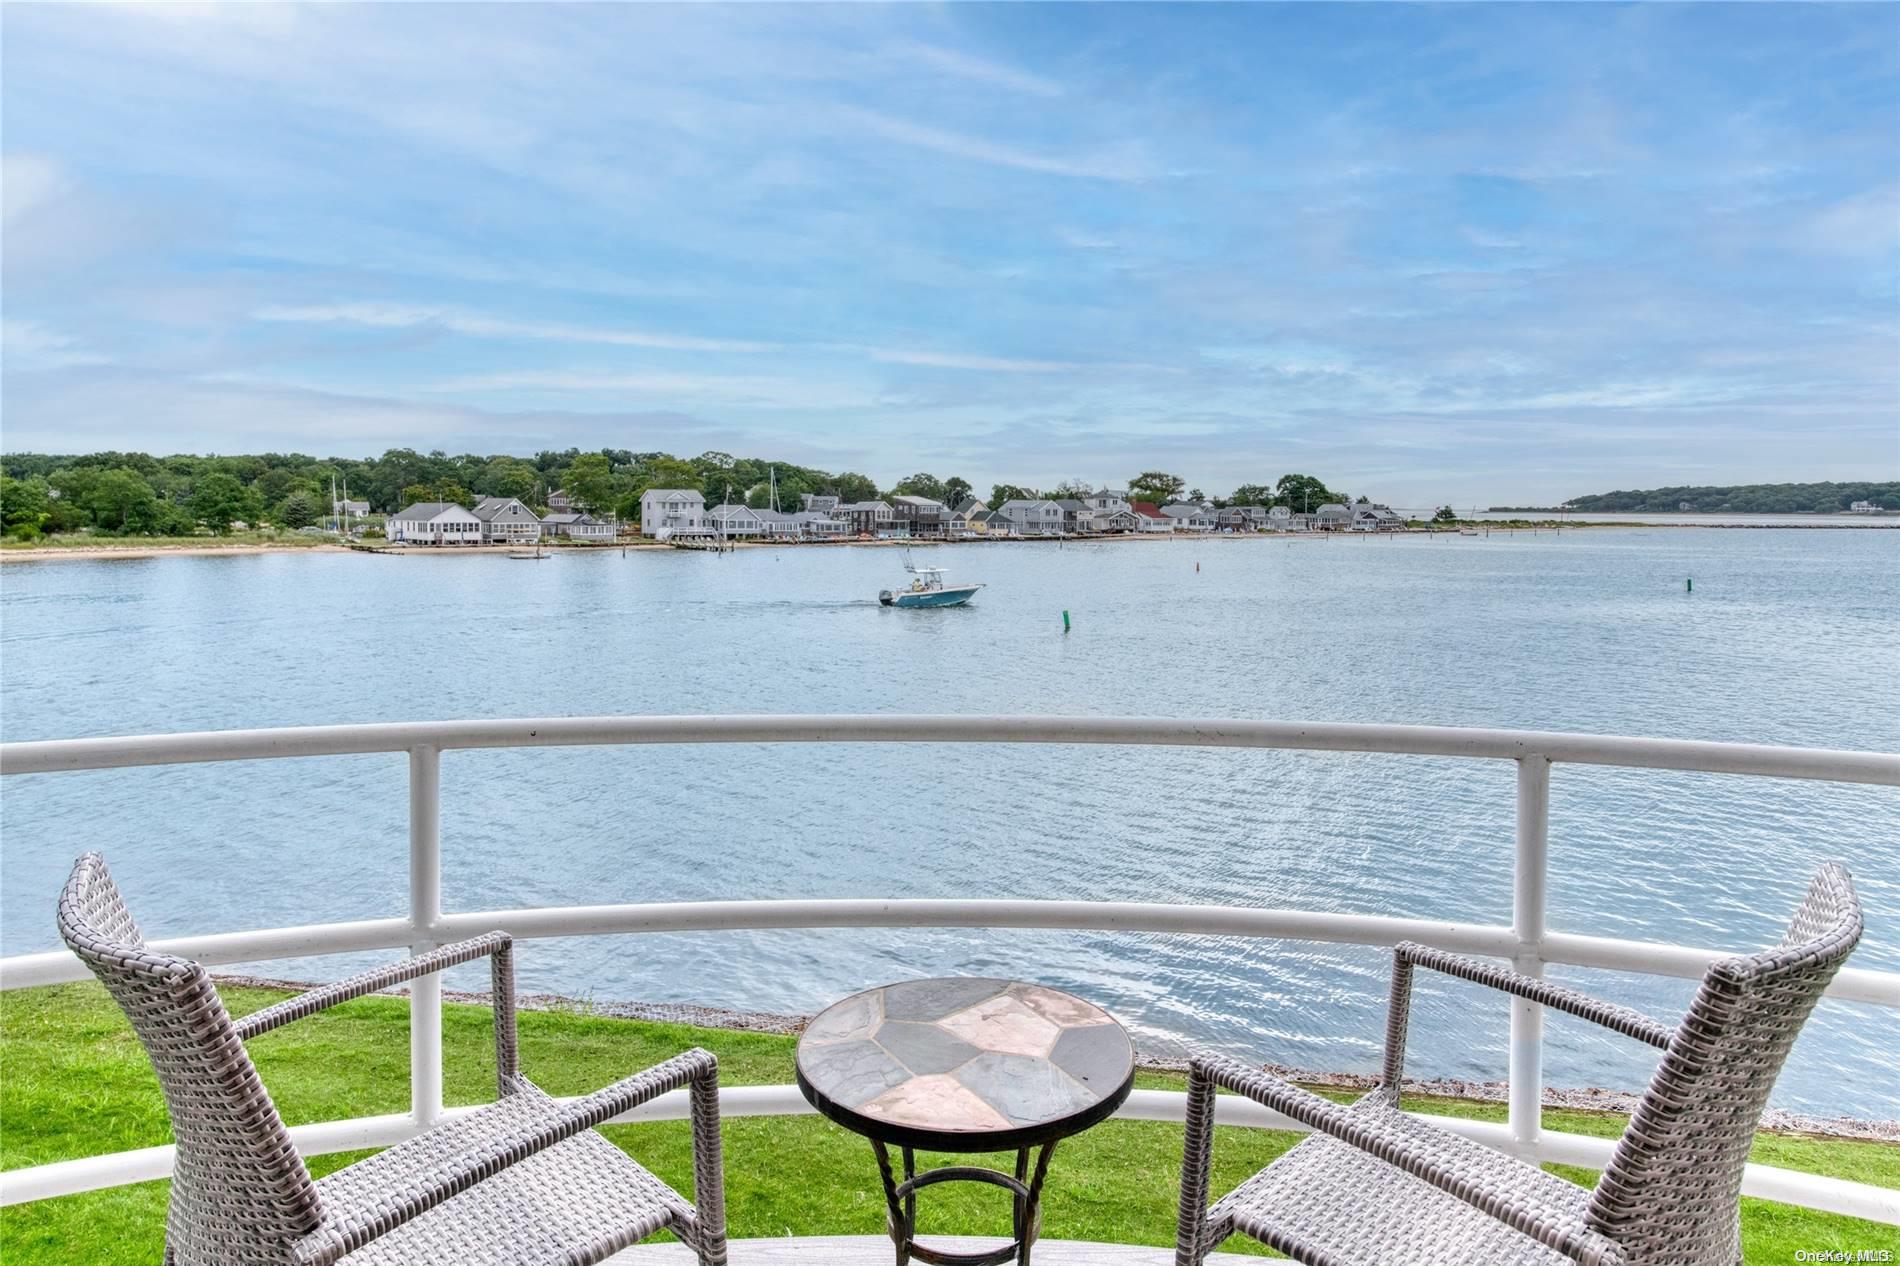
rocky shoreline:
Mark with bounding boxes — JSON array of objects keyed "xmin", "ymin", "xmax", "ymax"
[{"xmin": 216, "ymin": 973, "xmax": 1897, "ymax": 1144}]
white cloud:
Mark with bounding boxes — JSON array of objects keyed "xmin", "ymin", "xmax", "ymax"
[
  {"xmin": 255, "ymin": 304, "xmax": 1165, "ymax": 377},
  {"xmin": 0, "ymin": 319, "xmax": 106, "ymax": 370},
  {"xmin": 0, "ymin": 365, "xmax": 781, "ymax": 459},
  {"xmin": 1801, "ymin": 185, "xmax": 1900, "ymax": 257},
  {"xmin": 838, "ymin": 109, "xmax": 1157, "ymax": 183},
  {"xmin": 865, "ymin": 348, "xmax": 1096, "ymax": 373},
  {"xmin": 3, "ymin": 369, "xmax": 500, "ymax": 450},
  {"xmin": 1, "ymin": 154, "xmax": 69, "ymax": 226},
  {"xmin": 253, "ymin": 303, "xmax": 775, "ymax": 353},
  {"xmin": 1, "ymin": 319, "xmax": 74, "ymax": 352},
  {"xmin": 1056, "ymin": 228, "xmax": 1119, "ymax": 251},
  {"xmin": 424, "ymin": 368, "xmax": 884, "ymax": 411},
  {"xmin": 892, "ymin": 42, "xmax": 1064, "ymax": 98},
  {"xmin": 1462, "ymin": 227, "xmax": 1521, "ymax": 250},
  {"xmin": 89, "ymin": 1, "xmax": 299, "ymax": 30},
  {"xmin": 1501, "ymin": 380, "xmax": 1755, "ymax": 411},
  {"xmin": 0, "ymin": 152, "xmax": 198, "ymax": 287}
]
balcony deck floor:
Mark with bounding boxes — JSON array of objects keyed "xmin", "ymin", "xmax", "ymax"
[{"xmin": 612, "ymin": 1237, "xmax": 1253, "ymax": 1263}]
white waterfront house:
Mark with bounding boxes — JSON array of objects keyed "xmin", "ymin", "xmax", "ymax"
[
  {"xmin": 541, "ymin": 511, "xmax": 614, "ymax": 541},
  {"xmin": 1129, "ymin": 502, "xmax": 1174, "ymax": 533},
  {"xmin": 1849, "ymin": 500, "xmax": 1881, "ymax": 514},
  {"xmin": 386, "ymin": 502, "xmax": 483, "ymax": 545},
  {"xmin": 800, "ymin": 494, "xmax": 842, "ymax": 515},
  {"xmin": 472, "ymin": 496, "xmax": 543, "ymax": 544},
  {"xmin": 1315, "ymin": 503, "xmax": 1353, "ymax": 531},
  {"xmin": 1268, "ymin": 505, "xmax": 1294, "ymax": 531},
  {"xmin": 707, "ymin": 504, "xmax": 766, "ymax": 539},
  {"xmin": 1161, "ymin": 503, "xmax": 1216, "ymax": 532},
  {"xmin": 1071, "ymin": 501, "xmax": 1139, "ymax": 532},
  {"xmin": 994, "ymin": 499, "xmax": 1064, "ymax": 536},
  {"xmin": 1087, "ymin": 489, "xmax": 1132, "ymax": 516},
  {"xmin": 1217, "ymin": 506, "xmax": 1270, "ymax": 532},
  {"xmin": 754, "ymin": 509, "xmax": 801, "ymax": 540},
  {"xmin": 640, "ymin": 489, "xmax": 707, "ymax": 537},
  {"xmin": 1351, "ymin": 504, "xmax": 1405, "ymax": 532},
  {"xmin": 790, "ymin": 510, "xmax": 849, "ymax": 539}
]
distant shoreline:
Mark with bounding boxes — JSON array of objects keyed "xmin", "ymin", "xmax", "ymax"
[
  {"xmin": 4, "ymin": 518, "xmax": 1895, "ymax": 562},
  {"xmin": 1491, "ymin": 508, "xmax": 1896, "ymax": 517}
]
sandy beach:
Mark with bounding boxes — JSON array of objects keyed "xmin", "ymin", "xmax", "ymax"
[{"xmin": 0, "ymin": 542, "xmax": 355, "ymax": 563}]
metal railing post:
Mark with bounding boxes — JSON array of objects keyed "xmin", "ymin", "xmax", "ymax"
[
  {"xmin": 1510, "ymin": 755, "xmax": 1550, "ymax": 1158},
  {"xmin": 409, "ymin": 746, "xmax": 443, "ymax": 1129}
]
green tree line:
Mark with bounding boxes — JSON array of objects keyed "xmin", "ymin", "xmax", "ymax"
[
  {"xmin": 0, "ymin": 449, "xmax": 1355, "ymax": 541},
  {"xmin": 1547, "ymin": 482, "xmax": 1898, "ymax": 515}
]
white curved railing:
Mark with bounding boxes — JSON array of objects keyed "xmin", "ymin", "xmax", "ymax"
[{"xmin": 1, "ymin": 716, "xmax": 1896, "ymax": 1224}]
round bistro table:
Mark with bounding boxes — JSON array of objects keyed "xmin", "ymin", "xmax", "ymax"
[{"xmin": 795, "ymin": 977, "xmax": 1136, "ymax": 1266}]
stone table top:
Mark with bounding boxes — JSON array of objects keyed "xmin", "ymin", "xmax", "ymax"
[{"xmin": 794, "ymin": 978, "xmax": 1136, "ymax": 1150}]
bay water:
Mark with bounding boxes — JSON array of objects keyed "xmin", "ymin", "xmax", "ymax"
[{"xmin": 3, "ymin": 528, "xmax": 1895, "ymax": 1117}]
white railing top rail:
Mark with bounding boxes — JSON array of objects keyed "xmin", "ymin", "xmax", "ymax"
[
  {"xmin": 4, "ymin": 712, "xmax": 1897, "ymax": 782},
  {"xmin": 3, "ymin": 896, "xmax": 1895, "ymax": 1004}
]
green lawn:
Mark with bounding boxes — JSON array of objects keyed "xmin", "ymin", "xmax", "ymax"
[{"xmin": 2, "ymin": 983, "xmax": 1894, "ymax": 1263}]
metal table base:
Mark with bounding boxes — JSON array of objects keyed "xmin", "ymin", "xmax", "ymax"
[{"xmin": 871, "ymin": 1140, "xmax": 1059, "ymax": 1266}]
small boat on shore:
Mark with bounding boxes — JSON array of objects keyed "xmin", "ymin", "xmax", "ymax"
[{"xmin": 879, "ymin": 565, "xmax": 984, "ymax": 608}]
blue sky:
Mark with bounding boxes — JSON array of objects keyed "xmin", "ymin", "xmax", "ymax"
[{"xmin": 2, "ymin": 3, "xmax": 1895, "ymax": 504}]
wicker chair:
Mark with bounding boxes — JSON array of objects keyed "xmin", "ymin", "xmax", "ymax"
[
  {"xmin": 1175, "ymin": 863, "xmax": 1862, "ymax": 1266},
  {"xmin": 56, "ymin": 852, "xmax": 729, "ymax": 1266}
]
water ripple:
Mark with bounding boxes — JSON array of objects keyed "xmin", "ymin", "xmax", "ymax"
[{"xmin": 2, "ymin": 532, "xmax": 1896, "ymax": 1116}]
